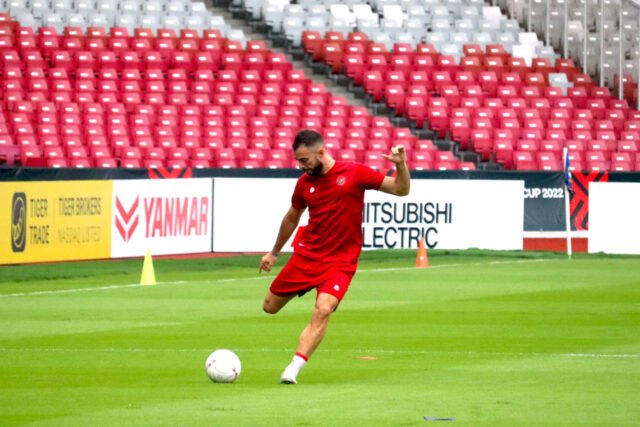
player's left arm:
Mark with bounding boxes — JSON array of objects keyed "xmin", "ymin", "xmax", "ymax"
[{"xmin": 379, "ymin": 145, "xmax": 411, "ymax": 196}]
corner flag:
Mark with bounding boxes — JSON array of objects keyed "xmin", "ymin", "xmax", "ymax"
[
  {"xmin": 563, "ymin": 150, "xmax": 573, "ymax": 193},
  {"xmin": 562, "ymin": 148, "xmax": 573, "ymax": 259}
]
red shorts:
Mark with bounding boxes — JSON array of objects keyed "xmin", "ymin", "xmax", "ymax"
[{"xmin": 270, "ymin": 253, "xmax": 357, "ymax": 301}]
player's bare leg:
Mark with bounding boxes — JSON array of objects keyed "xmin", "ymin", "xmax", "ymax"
[
  {"xmin": 297, "ymin": 292, "xmax": 339, "ymax": 356},
  {"xmin": 281, "ymin": 292, "xmax": 339, "ymax": 384},
  {"xmin": 263, "ymin": 291, "xmax": 295, "ymax": 314}
]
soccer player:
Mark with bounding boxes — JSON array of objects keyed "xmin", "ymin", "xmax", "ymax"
[{"xmin": 258, "ymin": 129, "xmax": 411, "ymax": 384}]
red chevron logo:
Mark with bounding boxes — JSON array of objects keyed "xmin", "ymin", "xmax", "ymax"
[
  {"xmin": 148, "ymin": 167, "xmax": 193, "ymax": 179},
  {"xmin": 115, "ymin": 196, "xmax": 140, "ymax": 242},
  {"xmin": 570, "ymin": 171, "xmax": 609, "ymax": 230}
]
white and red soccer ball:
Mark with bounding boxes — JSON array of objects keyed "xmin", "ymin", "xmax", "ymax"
[{"xmin": 205, "ymin": 349, "xmax": 241, "ymax": 383}]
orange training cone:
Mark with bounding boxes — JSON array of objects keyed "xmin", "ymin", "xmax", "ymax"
[{"xmin": 416, "ymin": 236, "xmax": 429, "ymax": 269}]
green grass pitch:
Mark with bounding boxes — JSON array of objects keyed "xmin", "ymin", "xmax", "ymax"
[{"xmin": 1, "ymin": 250, "xmax": 639, "ymax": 426}]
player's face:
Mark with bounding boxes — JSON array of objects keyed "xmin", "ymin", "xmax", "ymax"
[{"xmin": 294, "ymin": 145, "xmax": 324, "ymax": 176}]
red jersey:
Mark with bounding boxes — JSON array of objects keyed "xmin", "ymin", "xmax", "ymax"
[{"xmin": 291, "ymin": 161, "xmax": 385, "ymax": 263}]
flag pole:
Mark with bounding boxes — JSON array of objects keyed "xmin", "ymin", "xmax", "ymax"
[{"xmin": 563, "ymin": 147, "xmax": 573, "ymax": 259}]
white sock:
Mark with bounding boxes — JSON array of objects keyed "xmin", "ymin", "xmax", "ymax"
[{"xmin": 287, "ymin": 353, "xmax": 308, "ymax": 376}]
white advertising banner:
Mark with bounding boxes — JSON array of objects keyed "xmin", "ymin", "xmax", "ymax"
[
  {"xmin": 213, "ymin": 178, "xmax": 308, "ymax": 252},
  {"xmin": 589, "ymin": 182, "xmax": 640, "ymax": 254},
  {"xmin": 212, "ymin": 178, "xmax": 524, "ymax": 252},
  {"xmin": 363, "ymin": 179, "xmax": 524, "ymax": 250},
  {"xmin": 111, "ymin": 179, "xmax": 213, "ymax": 257}
]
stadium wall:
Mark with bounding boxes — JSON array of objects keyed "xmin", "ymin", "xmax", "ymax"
[{"xmin": 1, "ymin": 168, "xmax": 639, "ymax": 264}]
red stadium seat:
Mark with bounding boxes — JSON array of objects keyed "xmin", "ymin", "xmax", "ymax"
[{"xmin": 3, "ymin": 27, "xmax": 634, "ymax": 172}]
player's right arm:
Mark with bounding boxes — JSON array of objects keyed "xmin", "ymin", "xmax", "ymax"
[{"xmin": 259, "ymin": 206, "xmax": 305, "ymax": 273}]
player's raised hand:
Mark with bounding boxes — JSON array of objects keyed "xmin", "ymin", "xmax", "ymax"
[
  {"xmin": 382, "ymin": 145, "xmax": 406, "ymax": 165},
  {"xmin": 259, "ymin": 252, "xmax": 278, "ymax": 273}
]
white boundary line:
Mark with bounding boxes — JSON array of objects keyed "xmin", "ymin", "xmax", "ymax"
[
  {"xmin": 0, "ymin": 281, "xmax": 186, "ymax": 298},
  {"xmin": 0, "ymin": 258, "xmax": 557, "ymax": 298},
  {"xmin": 0, "ymin": 347, "xmax": 636, "ymax": 359},
  {"xmin": 0, "ymin": 278, "xmax": 262, "ymax": 298},
  {"xmin": 362, "ymin": 258, "xmax": 553, "ymax": 273}
]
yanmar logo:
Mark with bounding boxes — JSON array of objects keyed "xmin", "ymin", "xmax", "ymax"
[
  {"xmin": 143, "ymin": 196, "xmax": 209, "ymax": 237},
  {"xmin": 114, "ymin": 194, "xmax": 210, "ymax": 242},
  {"xmin": 115, "ymin": 196, "xmax": 140, "ymax": 242}
]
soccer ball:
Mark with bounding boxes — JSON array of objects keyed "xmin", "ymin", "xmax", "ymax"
[{"xmin": 205, "ymin": 349, "xmax": 241, "ymax": 383}]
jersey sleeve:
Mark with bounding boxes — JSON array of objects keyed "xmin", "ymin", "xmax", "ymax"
[
  {"xmin": 291, "ymin": 177, "xmax": 307, "ymax": 210},
  {"xmin": 356, "ymin": 163, "xmax": 386, "ymax": 190}
]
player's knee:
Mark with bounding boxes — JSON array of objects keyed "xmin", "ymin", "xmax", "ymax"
[
  {"xmin": 314, "ymin": 302, "xmax": 336, "ymax": 319},
  {"xmin": 262, "ymin": 301, "xmax": 279, "ymax": 314}
]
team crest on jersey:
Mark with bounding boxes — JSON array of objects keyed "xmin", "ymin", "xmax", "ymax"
[{"xmin": 336, "ymin": 176, "xmax": 346, "ymax": 186}]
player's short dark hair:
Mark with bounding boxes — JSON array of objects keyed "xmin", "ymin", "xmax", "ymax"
[{"xmin": 292, "ymin": 130, "xmax": 324, "ymax": 151}]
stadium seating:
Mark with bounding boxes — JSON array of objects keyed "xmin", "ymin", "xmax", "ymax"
[
  {"xmin": 0, "ymin": 11, "xmax": 441, "ymax": 170},
  {"xmin": 300, "ymin": 31, "xmax": 640, "ymax": 170},
  {"xmin": 2, "ymin": 0, "xmax": 640, "ymax": 172},
  {"xmin": 298, "ymin": 37, "xmax": 638, "ymax": 170},
  {"xmin": 507, "ymin": 0, "xmax": 640, "ymax": 105},
  {"xmin": 223, "ymin": 0, "xmax": 639, "ymax": 172}
]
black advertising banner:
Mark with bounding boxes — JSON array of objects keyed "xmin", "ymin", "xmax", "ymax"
[
  {"xmin": 0, "ymin": 167, "xmax": 147, "ymax": 181},
  {"xmin": 521, "ymin": 172, "xmax": 566, "ymax": 231}
]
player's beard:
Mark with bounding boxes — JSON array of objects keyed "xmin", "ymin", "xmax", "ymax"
[{"xmin": 304, "ymin": 161, "xmax": 324, "ymax": 176}]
